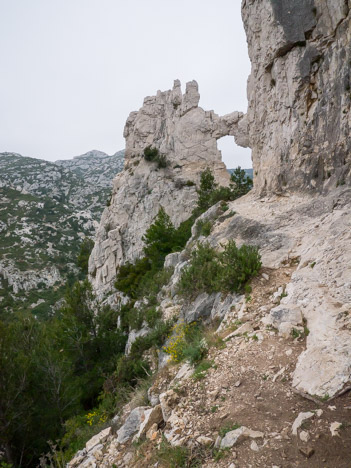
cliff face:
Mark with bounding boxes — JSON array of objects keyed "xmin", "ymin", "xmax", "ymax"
[
  {"xmin": 89, "ymin": 80, "xmax": 246, "ymax": 291},
  {"xmin": 243, "ymin": 0, "xmax": 351, "ymax": 194}
]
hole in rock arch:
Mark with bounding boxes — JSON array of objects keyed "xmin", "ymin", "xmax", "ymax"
[{"xmin": 217, "ymin": 136, "xmax": 252, "ymax": 179}]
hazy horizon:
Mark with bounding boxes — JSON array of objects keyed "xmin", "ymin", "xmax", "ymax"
[{"xmin": 0, "ymin": 0, "xmax": 252, "ymax": 168}]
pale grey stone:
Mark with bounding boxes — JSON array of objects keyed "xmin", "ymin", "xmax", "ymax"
[{"xmin": 117, "ymin": 407, "xmax": 149, "ymax": 444}]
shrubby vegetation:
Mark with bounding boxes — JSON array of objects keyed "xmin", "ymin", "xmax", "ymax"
[
  {"xmin": 177, "ymin": 241, "xmax": 261, "ymax": 299},
  {"xmin": 0, "ymin": 166, "xmax": 254, "ymax": 467},
  {"xmin": 194, "ymin": 166, "xmax": 252, "ymax": 216},
  {"xmin": 115, "ymin": 165, "xmax": 253, "ymax": 301},
  {"xmin": 115, "ymin": 207, "xmax": 193, "ymax": 298},
  {"xmin": 143, "ymin": 146, "xmax": 169, "ymax": 169},
  {"xmin": 77, "ymin": 237, "xmax": 94, "ymax": 275},
  {"xmin": 0, "ymin": 281, "xmax": 127, "ymax": 467}
]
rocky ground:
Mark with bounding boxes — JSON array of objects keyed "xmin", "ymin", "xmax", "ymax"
[
  {"xmin": 69, "ymin": 263, "xmax": 351, "ymax": 468},
  {"xmin": 69, "ymin": 188, "xmax": 351, "ymax": 467}
]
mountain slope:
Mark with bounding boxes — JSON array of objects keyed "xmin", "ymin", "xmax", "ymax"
[{"xmin": 0, "ymin": 150, "xmax": 124, "ymax": 317}]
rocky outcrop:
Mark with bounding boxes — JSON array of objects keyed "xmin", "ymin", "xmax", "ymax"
[
  {"xmin": 242, "ymin": 0, "xmax": 351, "ymax": 194},
  {"xmin": 89, "ymin": 80, "xmax": 247, "ymax": 291}
]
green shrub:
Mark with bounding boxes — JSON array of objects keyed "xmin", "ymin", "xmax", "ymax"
[
  {"xmin": 115, "ymin": 258, "xmax": 152, "ymax": 299},
  {"xmin": 143, "ymin": 207, "xmax": 176, "ymax": 268},
  {"xmin": 156, "ymin": 154, "xmax": 169, "ymax": 169},
  {"xmin": 143, "ymin": 146, "xmax": 169, "ymax": 169},
  {"xmin": 196, "ymin": 219, "xmax": 213, "ymax": 237},
  {"xmin": 163, "ymin": 322, "xmax": 207, "ymax": 365},
  {"xmin": 130, "ymin": 319, "xmax": 174, "ymax": 357},
  {"xmin": 230, "ymin": 166, "xmax": 253, "ymax": 198},
  {"xmin": 196, "ymin": 167, "xmax": 218, "ymax": 214},
  {"xmin": 177, "ymin": 243, "xmax": 221, "ymax": 299},
  {"xmin": 76, "ymin": 237, "xmax": 94, "ymax": 274},
  {"xmin": 218, "ymin": 241, "xmax": 261, "ymax": 293},
  {"xmin": 143, "ymin": 146, "xmax": 159, "ymax": 162},
  {"xmin": 177, "ymin": 241, "xmax": 261, "ymax": 299},
  {"xmin": 182, "ymin": 327, "xmax": 208, "ymax": 364},
  {"xmin": 172, "ymin": 215, "xmax": 195, "ymax": 251},
  {"xmin": 194, "ymin": 167, "xmax": 253, "ymax": 217},
  {"xmin": 145, "ymin": 306, "xmax": 162, "ymax": 327},
  {"xmin": 114, "ymin": 356, "xmax": 150, "ymax": 386}
]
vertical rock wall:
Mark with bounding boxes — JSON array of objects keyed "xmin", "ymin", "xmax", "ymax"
[{"xmin": 242, "ymin": 0, "xmax": 351, "ymax": 194}]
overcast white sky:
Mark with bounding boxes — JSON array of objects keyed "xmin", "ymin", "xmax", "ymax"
[{"xmin": 0, "ymin": 0, "xmax": 252, "ymax": 168}]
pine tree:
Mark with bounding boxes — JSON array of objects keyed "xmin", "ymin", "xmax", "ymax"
[{"xmin": 142, "ymin": 207, "xmax": 175, "ymax": 267}]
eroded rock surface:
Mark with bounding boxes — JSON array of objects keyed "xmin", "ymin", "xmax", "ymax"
[
  {"xmin": 89, "ymin": 80, "xmax": 246, "ymax": 291},
  {"xmin": 242, "ymin": 0, "xmax": 351, "ymax": 193}
]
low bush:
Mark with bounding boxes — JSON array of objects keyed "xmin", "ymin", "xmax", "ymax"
[
  {"xmin": 115, "ymin": 258, "xmax": 152, "ymax": 299},
  {"xmin": 177, "ymin": 241, "xmax": 261, "ymax": 299},
  {"xmin": 143, "ymin": 146, "xmax": 159, "ymax": 162},
  {"xmin": 130, "ymin": 319, "xmax": 174, "ymax": 357},
  {"xmin": 218, "ymin": 241, "xmax": 261, "ymax": 293},
  {"xmin": 143, "ymin": 146, "xmax": 169, "ymax": 169},
  {"xmin": 163, "ymin": 322, "xmax": 207, "ymax": 365},
  {"xmin": 196, "ymin": 219, "xmax": 213, "ymax": 237},
  {"xmin": 194, "ymin": 166, "xmax": 253, "ymax": 217},
  {"xmin": 177, "ymin": 243, "xmax": 222, "ymax": 298},
  {"xmin": 156, "ymin": 438, "xmax": 190, "ymax": 468}
]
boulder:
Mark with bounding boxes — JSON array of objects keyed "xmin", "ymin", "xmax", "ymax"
[
  {"xmin": 117, "ymin": 407, "xmax": 149, "ymax": 444},
  {"xmin": 220, "ymin": 426, "xmax": 264, "ymax": 449}
]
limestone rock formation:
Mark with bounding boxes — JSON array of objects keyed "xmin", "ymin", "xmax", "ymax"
[
  {"xmin": 89, "ymin": 80, "xmax": 246, "ymax": 291},
  {"xmin": 242, "ymin": 0, "xmax": 351, "ymax": 193}
]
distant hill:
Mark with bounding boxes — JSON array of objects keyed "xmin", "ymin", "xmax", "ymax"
[
  {"xmin": 228, "ymin": 167, "xmax": 253, "ymax": 179},
  {"xmin": 0, "ymin": 150, "xmax": 124, "ymax": 317}
]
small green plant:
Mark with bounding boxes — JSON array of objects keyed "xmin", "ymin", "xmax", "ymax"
[
  {"xmin": 252, "ymin": 334, "xmax": 258, "ymax": 341},
  {"xmin": 156, "ymin": 154, "xmax": 169, "ymax": 169},
  {"xmin": 106, "ymin": 191, "xmax": 113, "ymax": 206},
  {"xmin": 155, "ymin": 438, "xmax": 190, "ymax": 467},
  {"xmin": 291, "ymin": 328, "xmax": 301, "ymax": 339},
  {"xmin": 219, "ymin": 422, "xmax": 241, "ymax": 437},
  {"xmin": 211, "ymin": 405, "xmax": 218, "ymax": 413},
  {"xmin": 336, "ymin": 179, "xmax": 346, "ymax": 187},
  {"xmin": 310, "ymin": 261, "xmax": 316, "ymax": 268},
  {"xmin": 220, "ymin": 201, "xmax": 229, "ymax": 212},
  {"xmin": 163, "ymin": 322, "xmax": 208, "ymax": 365},
  {"xmin": 145, "ymin": 306, "xmax": 162, "ymax": 327},
  {"xmin": 213, "ymin": 448, "xmax": 230, "ymax": 462},
  {"xmin": 196, "ymin": 219, "xmax": 213, "ymax": 237},
  {"xmin": 143, "ymin": 146, "xmax": 159, "ymax": 161},
  {"xmin": 192, "ymin": 360, "xmax": 213, "ymax": 381},
  {"xmin": 76, "ymin": 237, "xmax": 94, "ymax": 274},
  {"xmin": 143, "ymin": 146, "xmax": 169, "ymax": 169}
]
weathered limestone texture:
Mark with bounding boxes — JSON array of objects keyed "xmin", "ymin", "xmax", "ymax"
[
  {"xmin": 196, "ymin": 188, "xmax": 351, "ymax": 397},
  {"xmin": 242, "ymin": 0, "xmax": 351, "ymax": 194},
  {"xmin": 89, "ymin": 80, "xmax": 246, "ymax": 290}
]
